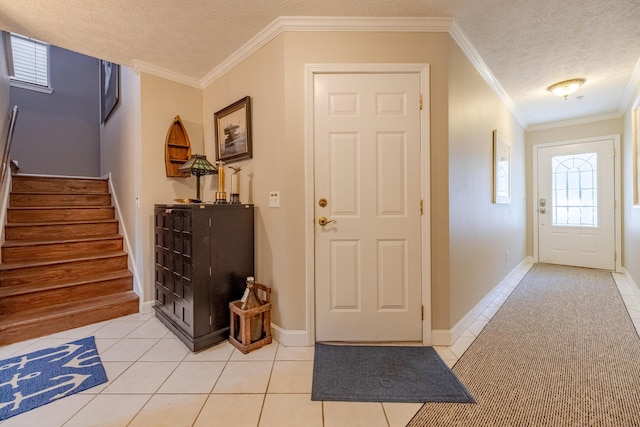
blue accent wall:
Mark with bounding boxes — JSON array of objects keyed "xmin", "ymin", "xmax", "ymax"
[{"xmin": 10, "ymin": 45, "xmax": 100, "ymax": 176}]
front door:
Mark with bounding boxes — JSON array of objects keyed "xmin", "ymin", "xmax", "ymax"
[
  {"xmin": 537, "ymin": 138, "xmax": 616, "ymax": 270},
  {"xmin": 313, "ymin": 72, "xmax": 423, "ymax": 341}
]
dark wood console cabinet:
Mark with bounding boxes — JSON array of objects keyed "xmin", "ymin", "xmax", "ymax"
[{"xmin": 153, "ymin": 204, "xmax": 254, "ymax": 351}]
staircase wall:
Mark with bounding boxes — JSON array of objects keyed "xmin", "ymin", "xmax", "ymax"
[{"xmin": 10, "ymin": 45, "xmax": 100, "ymax": 176}]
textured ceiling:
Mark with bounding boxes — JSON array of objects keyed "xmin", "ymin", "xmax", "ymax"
[{"xmin": 0, "ymin": 0, "xmax": 639, "ymax": 127}]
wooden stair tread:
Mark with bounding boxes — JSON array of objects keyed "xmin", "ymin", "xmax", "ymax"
[
  {"xmin": 10, "ymin": 191, "xmax": 109, "ymax": 195},
  {"xmin": 8, "ymin": 206, "xmax": 114, "ymax": 210},
  {"xmin": 0, "ymin": 250, "xmax": 127, "ymax": 271},
  {"xmin": 0, "ymin": 270, "xmax": 132, "ymax": 298},
  {"xmin": 2, "ymin": 234, "xmax": 123, "ymax": 248},
  {"xmin": 6, "ymin": 218, "xmax": 118, "ymax": 227},
  {"xmin": 0, "ymin": 291, "xmax": 139, "ymax": 328}
]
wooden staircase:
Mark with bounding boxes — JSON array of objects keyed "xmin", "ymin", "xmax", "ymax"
[{"xmin": 0, "ymin": 175, "xmax": 139, "ymax": 345}]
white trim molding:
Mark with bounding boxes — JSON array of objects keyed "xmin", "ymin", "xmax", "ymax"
[
  {"xmin": 202, "ymin": 16, "xmax": 451, "ymax": 88},
  {"xmin": 130, "ymin": 16, "xmax": 453, "ymax": 91},
  {"xmin": 126, "ymin": 14, "xmax": 529, "ymax": 134},
  {"xmin": 432, "ymin": 258, "xmax": 534, "ymax": 346},
  {"xmin": 620, "ymin": 56, "xmax": 640, "ymax": 113},
  {"xmin": 448, "ymin": 21, "xmax": 526, "ymax": 129},
  {"xmin": 271, "ymin": 324, "xmax": 311, "ymax": 347},
  {"xmin": 621, "ymin": 267, "xmax": 640, "ymax": 298},
  {"xmin": 130, "ymin": 59, "xmax": 201, "ymax": 89},
  {"xmin": 104, "ymin": 172, "xmax": 143, "ymax": 300},
  {"xmin": 527, "ymin": 111, "xmax": 624, "ymax": 133}
]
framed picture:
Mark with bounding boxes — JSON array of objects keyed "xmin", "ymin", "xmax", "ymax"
[
  {"xmin": 493, "ymin": 129, "xmax": 511, "ymax": 204},
  {"xmin": 633, "ymin": 104, "xmax": 640, "ymax": 206},
  {"xmin": 100, "ymin": 60, "xmax": 119, "ymax": 124},
  {"xmin": 214, "ymin": 96, "xmax": 252, "ymax": 163}
]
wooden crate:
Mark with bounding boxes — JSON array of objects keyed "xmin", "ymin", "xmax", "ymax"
[{"xmin": 229, "ymin": 283, "xmax": 272, "ymax": 354}]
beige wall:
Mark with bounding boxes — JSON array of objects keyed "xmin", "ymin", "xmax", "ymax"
[
  {"xmin": 525, "ymin": 117, "xmax": 624, "ymax": 259},
  {"xmin": 202, "ymin": 30, "xmax": 526, "ymax": 334},
  {"xmin": 623, "ymin": 93, "xmax": 640, "ymax": 287},
  {"xmin": 203, "ymin": 36, "xmax": 287, "ymax": 325},
  {"xmin": 101, "ymin": 70, "xmax": 204, "ymax": 304},
  {"xmin": 138, "ymin": 74, "xmax": 204, "ymax": 304},
  {"xmin": 446, "ymin": 39, "xmax": 527, "ymax": 328},
  {"xmin": 100, "ymin": 66, "xmax": 142, "ymax": 293}
]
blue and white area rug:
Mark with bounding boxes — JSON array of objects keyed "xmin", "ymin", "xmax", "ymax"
[{"xmin": 0, "ymin": 336, "xmax": 108, "ymax": 421}]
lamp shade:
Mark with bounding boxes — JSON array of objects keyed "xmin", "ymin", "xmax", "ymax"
[
  {"xmin": 178, "ymin": 154, "xmax": 217, "ymax": 202},
  {"xmin": 178, "ymin": 154, "xmax": 217, "ymax": 176}
]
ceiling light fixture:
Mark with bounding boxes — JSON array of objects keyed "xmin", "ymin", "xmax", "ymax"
[{"xmin": 547, "ymin": 78, "xmax": 586, "ymax": 100}]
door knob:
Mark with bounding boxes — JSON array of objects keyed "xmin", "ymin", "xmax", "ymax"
[{"xmin": 318, "ymin": 216, "xmax": 337, "ymax": 226}]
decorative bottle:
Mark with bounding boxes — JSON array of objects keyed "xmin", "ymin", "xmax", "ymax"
[{"xmin": 237, "ymin": 277, "xmax": 264, "ymax": 342}]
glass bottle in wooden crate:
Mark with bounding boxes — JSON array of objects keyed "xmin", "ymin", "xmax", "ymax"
[{"xmin": 236, "ymin": 277, "xmax": 263, "ymax": 341}]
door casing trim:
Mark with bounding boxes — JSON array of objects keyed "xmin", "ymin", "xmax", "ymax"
[
  {"xmin": 304, "ymin": 63, "xmax": 432, "ymax": 345},
  {"xmin": 532, "ymin": 135, "xmax": 622, "ymax": 272}
]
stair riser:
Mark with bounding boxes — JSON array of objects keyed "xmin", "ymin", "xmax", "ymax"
[
  {"xmin": 0, "ymin": 297, "xmax": 139, "ymax": 345},
  {"xmin": 10, "ymin": 194, "xmax": 112, "ymax": 207},
  {"xmin": 0, "ymin": 277, "xmax": 133, "ymax": 313},
  {"xmin": 7, "ymin": 207, "xmax": 115, "ymax": 223},
  {"xmin": 2, "ymin": 238, "xmax": 123, "ymax": 263},
  {"xmin": 11, "ymin": 177, "xmax": 109, "ymax": 194},
  {"xmin": 0, "ymin": 255, "xmax": 128, "ymax": 287},
  {"xmin": 5, "ymin": 222, "xmax": 119, "ymax": 240}
]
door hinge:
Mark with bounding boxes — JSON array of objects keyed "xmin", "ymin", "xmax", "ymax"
[
  {"xmin": 421, "ymin": 305, "xmax": 424, "ymax": 320},
  {"xmin": 614, "ymin": 148, "xmax": 617, "ymax": 157},
  {"xmin": 209, "ymin": 218, "xmax": 212, "ymax": 227},
  {"xmin": 614, "ymin": 200, "xmax": 617, "ymax": 209},
  {"xmin": 209, "ymin": 266, "xmax": 212, "ymax": 277},
  {"xmin": 419, "ymin": 94, "xmax": 423, "ymax": 110},
  {"xmin": 210, "ymin": 315, "xmax": 212, "ymax": 326},
  {"xmin": 420, "ymin": 199, "xmax": 424, "ymax": 215},
  {"xmin": 615, "ymin": 252, "xmax": 617, "ymax": 261}
]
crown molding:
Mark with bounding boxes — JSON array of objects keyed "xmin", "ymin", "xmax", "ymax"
[
  {"xmin": 129, "ymin": 16, "xmax": 455, "ymax": 90},
  {"xmin": 130, "ymin": 59, "xmax": 201, "ymax": 89},
  {"xmin": 526, "ymin": 111, "xmax": 624, "ymax": 132},
  {"xmin": 620, "ymin": 56, "xmax": 640, "ymax": 113},
  {"xmin": 200, "ymin": 16, "xmax": 454, "ymax": 88},
  {"xmin": 448, "ymin": 21, "xmax": 527, "ymax": 129},
  {"xmin": 129, "ymin": 15, "xmax": 530, "ymax": 132}
]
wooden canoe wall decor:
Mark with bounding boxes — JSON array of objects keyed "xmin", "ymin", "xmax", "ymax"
[{"xmin": 165, "ymin": 115, "xmax": 192, "ymax": 177}]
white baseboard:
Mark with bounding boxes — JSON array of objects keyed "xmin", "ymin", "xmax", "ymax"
[
  {"xmin": 103, "ymin": 173, "xmax": 142, "ymax": 298},
  {"xmin": 431, "ymin": 257, "xmax": 534, "ymax": 346},
  {"xmin": 271, "ymin": 324, "xmax": 311, "ymax": 347},
  {"xmin": 140, "ymin": 299, "xmax": 154, "ymax": 315},
  {"xmin": 622, "ymin": 267, "xmax": 640, "ymax": 300}
]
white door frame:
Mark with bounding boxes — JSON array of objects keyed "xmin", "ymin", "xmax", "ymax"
[
  {"xmin": 304, "ymin": 63, "xmax": 432, "ymax": 345},
  {"xmin": 532, "ymin": 135, "xmax": 622, "ymax": 272}
]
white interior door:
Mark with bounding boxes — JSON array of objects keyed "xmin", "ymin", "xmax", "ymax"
[
  {"xmin": 313, "ymin": 72, "xmax": 422, "ymax": 342},
  {"xmin": 537, "ymin": 139, "xmax": 615, "ymax": 270}
]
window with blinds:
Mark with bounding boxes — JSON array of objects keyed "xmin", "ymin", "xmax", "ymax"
[{"xmin": 9, "ymin": 33, "xmax": 52, "ymax": 92}]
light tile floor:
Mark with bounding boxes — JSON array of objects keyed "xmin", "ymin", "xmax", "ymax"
[{"xmin": 2, "ymin": 261, "xmax": 638, "ymax": 427}]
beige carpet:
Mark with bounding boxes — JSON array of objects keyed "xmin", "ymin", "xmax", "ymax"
[{"xmin": 408, "ymin": 263, "xmax": 640, "ymax": 426}]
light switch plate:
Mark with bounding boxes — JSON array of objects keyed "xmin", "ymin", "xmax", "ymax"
[{"xmin": 269, "ymin": 191, "xmax": 280, "ymax": 208}]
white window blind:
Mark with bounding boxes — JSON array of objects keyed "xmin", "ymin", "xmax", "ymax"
[{"xmin": 10, "ymin": 33, "xmax": 50, "ymax": 88}]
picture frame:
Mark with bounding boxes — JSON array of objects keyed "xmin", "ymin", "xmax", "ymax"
[
  {"xmin": 493, "ymin": 129, "xmax": 511, "ymax": 204},
  {"xmin": 633, "ymin": 104, "xmax": 640, "ymax": 206},
  {"xmin": 214, "ymin": 96, "xmax": 252, "ymax": 163},
  {"xmin": 100, "ymin": 60, "xmax": 119, "ymax": 124}
]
